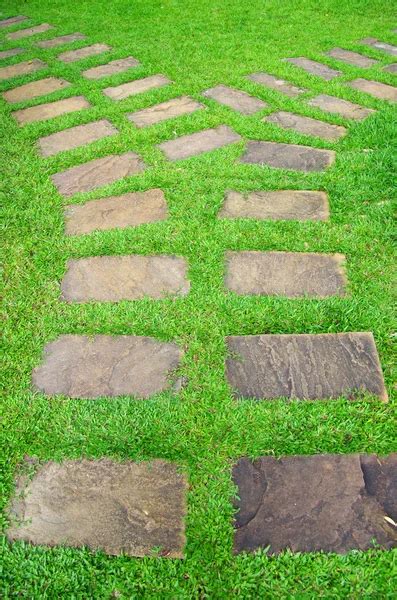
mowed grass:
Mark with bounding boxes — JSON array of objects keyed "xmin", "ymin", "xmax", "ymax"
[{"xmin": 1, "ymin": 0, "xmax": 396, "ymax": 596}]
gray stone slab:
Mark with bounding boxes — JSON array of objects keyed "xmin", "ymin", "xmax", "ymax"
[
  {"xmin": 127, "ymin": 96, "xmax": 203, "ymax": 128},
  {"xmin": 83, "ymin": 56, "xmax": 140, "ymax": 79},
  {"xmin": 0, "ymin": 47, "xmax": 24, "ymax": 60},
  {"xmin": 3, "ymin": 77, "xmax": 70, "ymax": 104},
  {"xmin": 159, "ymin": 125, "xmax": 241, "ymax": 160},
  {"xmin": 384, "ymin": 63, "xmax": 397, "ymax": 74},
  {"xmin": 65, "ymin": 189, "xmax": 168, "ymax": 235},
  {"xmin": 326, "ymin": 47, "xmax": 378, "ymax": 68},
  {"xmin": 61, "ymin": 255, "xmax": 190, "ymax": 302},
  {"xmin": 219, "ymin": 190, "xmax": 329, "ymax": 221},
  {"xmin": 13, "ymin": 95, "xmax": 90, "ymax": 125},
  {"xmin": 247, "ymin": 72, "xmax": 305, "ymax": 97},
  {"xmin": 7, "ymin": 457, "xmax": 187, "ymax": 557},
  {"xmin": 0, "ymin": 15, "xmax": 27, "ymax": 28},
  {"xmin": 309, "ymin": 93, "xmax": 375, "ymax": 120},
  {"xmin": 285, "ymin": 57, "xmax": 341, "ymax": 80},
  {"xmin": 103, "ymin": 74, "xmax": 171, "ymax": 101},
  {"xmin": 241, "ymin": 141, "xmax": 335, "ymax": 172},
  {"xmin": 203, "ymin": 84, "xmax": 267, "ymax": 114},
  {"xmin": 264, "ymin": 110, "xmax": 346, "ymax": 141},
  {"xmin": 233, "ymin": 453, "xmax": 396, "ymax": 554},
  {"xmin": 38, "ymin": 119, "xmax": 118, "ymax": 157},
  {"xmin": 0, "ymin": 58, "xmax": 45, "ymax": 81},
  {"xmin": 225, "ymin": 251, "xmax": 346, "ymax": 298},
  {"xmin": 52, "ymin": 152, "xmax": 145, "ymax": 197},
  {"xmin": 58, "ymin": 43, "xmax": 111, "ymax": 63},
  {"xmin": 347, "ymin": 78, "xmax": 397, "ymax": 102},
  {"xmin": 36, "ymin": 33, "xmax": 86, "ymax": 49},
  {"xmin": 226, "ymin": 332, "xmax": 388, "ymax": 400},
  {"xmin": 7, "ymin": 24, "xmax": 54, "ymax": 40},
  {"xmin": 360, "ymin": 38, "xmax": 397, "ymax": 56}
]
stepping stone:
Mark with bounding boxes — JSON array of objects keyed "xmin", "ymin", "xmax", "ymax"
[
  {"xmin": 3, "ymin": 77, "xmax": 70, "ymax": 104},
  {"xmin": 232, "ymin": 453, "xmax": 396, "ymax": 553},
  {"xmin": 36, "ymin": 32, "xmax": 86, "ymax": 49},
  {"xmin": 159, "ymin": 125, "xmax": 241, "ymax": 160},
  {"xmin": 241, "ymin": 141, "xmax": 335, "ymax": 172},
  {"xmin": 58, "ymin": 43, "xmax": 111, "ymax": 63},
  {"xmin": 219, "ymin": 190, "xmax": 329, "ymax": 221},
  {"xmin": 0, "ymin": 15, "xmax": 27, "ymax": 28},
  {"xmin": 61, "ymin": 255, "xmax": 190, "ymax": 302},
  {"xmin": 13, "ymin": 95, "xmax": 90, "ymax": 125},
  {"xmin": 309, "ymin": 93, "xmax": 375, "ymax": 120},
  {"xmin": 264, "ymin": 111, "xmax": 346, "ymax": 141},
  {"xmin": 202, "ymin": 84, "xmax": 267, "ymax": 115},
  {"xmin": 225, "ymin": 251, "xmax": 346, "ymax": 297},
  {"xmin": 0, "ymin": 58, "xmax": 45, "ymax": 81},
  {"xmin": 285, "ymin": 57, "xmax": 341, "ymax": 80},
  {"xmin": 52, "ymin": 152, "xmax": 145, "ymax": 197},
  {"xmin": 225, "ymin": 332, "xmax": 387, "ymax": 400},
  {"xmin": 127, "ymin": 96, "xmax": 203, "ymax": 128},
  {"xmin": 326, "ymin": 47, "xmax": 378, "ymax": 68},
  {"xmin": 247, "ymin": 72, "xmax": 305, "ymax": 97},
  {"xmin": 361, "ymin": 37, "xmax": 397, "ymax": 56},
  {"xmin": 347, "ymin": 78, "xmax": 397, "ymax": 102},
  {"xmin": 7, "ymin": 23, "xmax": 54, "ymax": 40},
  {"xmin": 103, "ymin": 74, "xmax": 171, "ymax": 101},
  {"xmin": 38, "ymin": 119, "xmax": 118, "ymax": 157},
  {"xmin": 83, "ymin": 56, "xmax": 140, "ymax": 79},
  {"xmin": 7, "ymin": 457, "xmax": 187, "ymax": 557},
  {"xmin": 0, "ymin": 47, "xmax": 24, "ymax": 60},
  {"xmin": 384, "ymin": 64, "xmax": 397, "ymax": 74}
]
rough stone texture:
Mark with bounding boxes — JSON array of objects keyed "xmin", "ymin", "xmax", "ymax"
[
  {"xmin": 36, "ymin": 33, "xmax": 86, "ymax": 49},
  {"xmin": 103, "ymin": 74, "xmax": 171, "ymax": 101},
  {"xmin": 58, "ymin": 43, "xmax": 111, "ymax": 63},
  {"xmin": 128, "ymin": 96, "xmax": 203, "ymax": 128},
  {"xmin": 285, "ymin": 57, "xmax": 341, "ymax": 80},
  {"xmin": 384, "ymin": 63, "xmax": 397, "ymax": 74},
  {"xmin": 347, "ymin": 78, "xmax": 397, "ymax": 102},
  {"xmin": 326, "ymin": 47, "xmax": 379, "ymax": 68},
  {"xmin": 225, "ymin": 251, "xmax": 346, "ymax": 298},
  {"xmin": 65, "ymin": 189, "xmax": 168, "ymax": 235},
  {"xmin": 203, "ymin": 84, "xmax": 267, "ymax": 114},
  {"xmin": 247, "ymin": 72, "xmax": 305, "ymax": 97},
  {"xmin": 233, "ymin": 453, "xmax": 396, "ymax": 554},
  {"xmin": 83, "ymin": 56, "xmax": 140, "ymax": 79},
  {"xmin": 38, "ymin": 119, "xmax": 118, "ymax": 157},
  {"xmin": 7, "ymin": 457, "xmax": 187, "ymax": 557},
  {"xmin": 13, "ymin": 95, "xmax": 90, "ymax": 125},
  {"xmin": 0, "ymin": 15, "xmax": 27, "ymax": 28},
  {"xmin": 52, "ymin": 152, "xmax": 145, "ymax": 197},
  {"xmin": 241, "ymin": 141, "xmax": 335, "ymax": 172},
  {"xmin": 3, "ymin": 77, "xmax": 70, "ymax": 104},
  {"xmin": 0, "ymin": 58, "xmax": 45, "ymax": 81},
  {"xmin": 225, "ymin": 332, "xmax": 387, "ymax": 400},
  {"xmin": 360, "ymin": 38, "xmax": 397, "ymax": 56},
  {"xmin": 159, "ymin": 125, "xmax": 241, "ymax": 160},
  {"xmin": 264, "ymin": 111, "xmax": 346, "ymax": 141},
  {"xmin": 219, "ymin": 190, "xmax": 329, "ymax": 221},
  {"xmin": 309, "ymin": 94, "xmax": 375, "ymax": 120},
  {"xmin": 0, "ymin": 48, "xmax": 24, "ymax": 60},
  {"xmin": 7, "ymin": 23, "xmax": 54, "ymax": 40}
]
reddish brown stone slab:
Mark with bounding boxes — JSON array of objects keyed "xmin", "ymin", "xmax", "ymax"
[
  {"xmin": 233, "ymin": 453, "xmax": 396, "ymax": 554},
  {"xmin": 127, "ymin": 96, "xmax": 203, "ymax": 128},
  {"xmin": 36, "ymin": 33, "xmax": 86, "ymax": 49},
  {"xmin": 0, "ymin": 58, "xmax": 45, "ymax": 81},
  {"xmin": 83, "ymin": 56, "xmax": 140, "ymax": 79},
  {"xmin": 326, "ymin": 47, "xmax": 379, "ymax": 68},
  {"xmin": 3, "ymin": 77, "xmax": 70, "ymax": 104},
  {"xmin": 247, "ymin": 72, "xmax": 305, "ymax": 97},
  {"xmin": 0, "ymin": 15, "xmax": 27, "ymax": 28},
  {"xmin": 0, "ymin": 47, "xmax": 24, "ymax": 60},
  {"xmin": 226, "ymin": 332, "xmax": 387, "ymax": 400},
  {"xmin": 52, "ymin": 152, "xmax": 145, "ymax": 197},
  {"xmin": 384, "ymin": 64, "xmax": 397, "ymax": 74},
  {"xmin": 65, "ymin": 189, "xmax": 168, "ymax": 235},
  {"xmin": 203, "ymin": 85, "xmax": 267, "ymax": 114},
  {"xmin": 38, "ymin": 119, "xmax": 118, "ymax": 157},
  {"xmin": 264, "ymin": 111, "xmax": 346, "ymax": 141},
  {"xmin": 13, "ymin": 95, "xmax": 90, "ymax": 125},
  {"xmin": 103, "ymin": 74, "xmax": 171, "ymax": 101},
  {"xmin": 7, "ymin": 23, "xmax": 54, "ymax": 40},
  {"xmin": 159, "ymin": 125, "xmax": 241, "ymax": 160},
  {"xmin": 309, "ymin": 94, "xmax": 375, "ymax": 120},
  {"xmin": 360, "ymin": 38, "xmax": 397, "ymax": 57},
  {"xmin": 7, "ymin": 458, "xmax": 187, "ymax": 557},
  {"xmin": 285, "ymin": 57, "xmax": 341, "ymax": 80},
  {"xmin": 241, "ymin": 141, "xmax": 335, "ymax": 172},
  {"xmin": 58, "ymin": 43, "xmax": 111, "ymax": 63},
  {"xmin": 347, "ymin": 78, "xmax": 397, "ymax": 102}
]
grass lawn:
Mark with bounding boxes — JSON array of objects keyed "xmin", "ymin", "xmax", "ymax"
[{"xmin": 1, "ymin": 0, "xmax": 396, "ymax": 596}]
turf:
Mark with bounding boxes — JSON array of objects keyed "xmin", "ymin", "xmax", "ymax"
[{"xmin": 1, "ymin": 0, "xmax": 396, "ymax": 597}]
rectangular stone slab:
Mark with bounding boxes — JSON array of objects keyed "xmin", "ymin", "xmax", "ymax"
[
  {"xmin": 52, "ymin": 152, "xmax": 145, "ymax": 197},
  {"xmin": 264, "ymin": 111, "xmax": 346, "ymax": 141},
  {"xmin": 36, "ymin": 33, "xmax": 86, "ymax": 48},
  {"xmin": 65, "ymin": 189, "xmax": 168, "ymax": 235},
  {"xmin": 0, "ymin": 15, "xmax": 27, "ymax": 28},
  {"xmin": 0, "ymin": 48, "xmax": 24, "ymax": 60},
  {"xmin": 241, "ymin": 141, "xmax": 335, "ymax": 172},
  {"xmin": 7, "ymin": 458, "xmax": 187, "ymax": 557},
  {"xmin": 83, "ymin": 56, "xmax": 140, "ymax": 79},
  {"xmin": 58, "ymin": 43, "xmax": 111, "ymax": 63},
  {"xmin": 13, "ymin": 95, "xmax": 90, "ymax": 125},
  {"xmin": 225, "ymin": 251, "xmax": 347, "ymax": 297},
  {"xmin": 226, "ymin": 332, "xmax": 387, "ymax": 400},
  {"xmin": 360, "ymin": 38, "xmax": 397, "ymax": 56},
  {"xmin": 3, "ymin": 77, "xmax": 70, "ymax": 103},
  {"xmin": 103, "ymin": 74, "xmax": 171, "ymax": 101},
  {"xmin": 159, "ymin": 125, "xmax": 241, "ymax": 160},
  {"xmin": 61, "ymin": 255, "xmax": 190, "ymax": 301},
  {"xmin": 127, "ymin": 96, "xmax": 203, "ymax": 128},
  {"xmin": 219, "ymin": 190, "xmax": 329, "ymax": 221},
  {"xmin": 247, "ymin": 72, "xmax": 305, "ymax": 97},
  {"xmin": 285, "ymin": 57, "xmax": 341, "ymax": 80},
  {"xmin": 7, "ymin": 23, "xmax": 54, "ymax": 40},
  {"xmin": 384, "ymin": 64, "xmax": 397, "ymax": 74},
  {"xmin": 233, "ymin": 453, "xmax": 396, "ymax": 554},
  {"xmin": 202, "ymin": 84, "xmax": 268, "ymax": 114},
  {"xmin": 326, "ymin": 47, "xmax": 379, "ymax": 68},
  {"xmin": 0, "ymin": 58, "xmax": 45, "ymax": 81},
  {"xmin": 38, "ymin": 119, "xmax": 118, "ymax": 157},
  {"xmin": 309, "ymin": 94, "xmax": 375, "ymax": 120},
  {"xmin": 347, "ymin": 78, "xmax": 397, "ymax": 102}
]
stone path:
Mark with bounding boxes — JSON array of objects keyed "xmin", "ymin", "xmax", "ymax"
[
  {"xmin": 241, "ymin": 141, "xmax": 335, "ymax": 171},
  {"xmin": 58, "ymin": 43, "xmax": 111, "ymax": 63},
  {"xmin": 36, "ymin": 33, "xmax": 86, "ymax": 49},
  {"xmin": 308, "ymin": 94, "xmax": 375, "ymax": 120},
  {"xmin": 203, "ymin": 84, "xmax": 268, "ymax": 114},
  {"xmin": 0, "ymin": 58, "xmax": 45, "ymax": 80},
  {"xmin": 247, "ymin": 71, "xmax": 305, "ymax": 97},
  {"xmin": 38, "ymin": 119, "xmax": 118, "ymax": 157},
  {"xmin": 13, "ymin": 96, "xmax": 91, "ymax": 125},
  {"xmin": 83, "ymin": 56, "xmax": 140, "ymax": 79},
  {"xmin": 0, "ymin": 15, "xmax": 27, "ymax": 28},
  {"xmin": 127, "ymin": 96, "xmax": 203, "ymax": 128},
  {"xmin": 360, "ymin": 38, "xmax": 397, "ymax": 56},
  {"xmin": 103, "ymin": 74, "xmax": 171, "ymax": 101},
  {"xmin": 347, "ymin": 78, "xmax": 397, "ymax": 102},
  {"xmin": 7, "ymin": 23, "xmax": 53, "ymax": 40},
  {"xmin": 285, "ymin": 57, "xmax": 341, "ymax": 80},
  {"xmin": 159, "ymin": 125, "xmax": 241, "ymax": 160},
  {"xmin": 384, "ymin": 64, "xmax": 397, "ymax": 74},
  {"xmin": 264, "ymin": 111, "xmax": 347, "ymax": 140},
  {"xmin": 3, "ymin": 77, "xmax": 70, "ymax": 103},
  {"xmin": 326, "ymin": 47, "xmax": 379, "ymax": 68},
  {"xmin": 0, "ymin": 47, "xmax": 24, "ymax": 60}
]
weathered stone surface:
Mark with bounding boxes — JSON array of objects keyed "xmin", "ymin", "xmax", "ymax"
[
  {"xmin": 225, "ymin": 251, "xmax": 346, "ymax": 297},
  {"xmin": 13, "ymin": 95, "xmax": 90, "ymax": 125},
  {"xmin": 0, "ymin": 58, "xmax": 45, "ymax": 81},
  {"xmin": 83, "ymin": 56, "xmax": 140, "ymax": 79},
  {"xmin": 309, "ymin": 93, "xmax": 375, "ymax": 120},
  {"xmin": 203, "ymin": 84, "xmax": 267, "ymax": 114},
  {"xmin": 0, "ymin": 47, "xmax": 24, "ymax": 60},
  {"xmin": 7, "ymin": 458, "xmax": 187, "ymax": 557},
  {"xmin": 219, "ymin": 190, "xmax": 329, "ymax": 221},
  {"xmin": 233, "ymin": 453, "xmax": 396, "ymax": 554},
  {"xmin": 347, "ymin": 78, "xmax": 397, "ymax": 102},
  {"xmin": 241, "ymin": 141, "xmax": 335, "ymax": 172},
  {"xmin": 128, "ymin": 96, "xmax": 203, "ymax": 128},
  {"xmin": 326, "ymin": 47, "xmax": 378, "ymax": 68},
  {"xmin": 264, "ymin": 111, "xmax": 346, "ymax": 141},
  {"xmin": 7, "ymin": 23, "xmax": 54, "ymax": 40},
  {"xmin": 36, "ymin": 32, "xmax": 86, "ymax": 49},
  {"xmin": 0, "ymin": 15, "xmax": 27, "ymax": 28},
  {"xmin": 3, "ymin": 77, "xmax": 70, "ymax": 104},
  {"xmin": 361, "ymin": 38, "xmax": 397, "ymax": 56},
  {"xmin": 384, "ymin": 63, "xmax": 397, "ymax": 74},
  {"xmin": 61, "ymin": 255, "xmax": 190, "ymax": 301},
  {"xmin": 65, "ymin": 189, "xmax": 168, "ymax": 235},
  {"xmin": 58, "ymin": 43, "xmax": 111, "ymax": 63},
  {"xmin": 38, "ymin": 119, "xmax": 118, "ymax": 157},
  {"xmin": 52, "ymin": 152, "xmax": 145, "ymax": 197},
  {"xmin": 159, "ymin": 125, "xmax": 241, "ymax": 160},
  {"xmin": 285, "ymin": 57, "xmax": 341, "ymax": 80},
  {"xmin": 103, "ymin": 74, "xmax": 171, "ymax": 101},
  {"xmin": 247, "ymin": 72, "xmax": 305, "ymax": 97}
]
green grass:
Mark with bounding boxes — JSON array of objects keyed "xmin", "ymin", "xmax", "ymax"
[{"xmin": 1, "ymin": 0, "xmax": 396, "ymax": 597}]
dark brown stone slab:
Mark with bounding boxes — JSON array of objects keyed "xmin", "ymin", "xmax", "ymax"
[
  {"xmin": 83, "ymin": 56, "xmax": 140, "ymax": 79},
  {"xmin": 203, "ymin": 84, "xmax": 267, "ymax": 114},
  {"xmin": 58, "ymin": 43, "xmax": 111, "ymax": 63},
  {"xmin": 347, "ymin": 78, "xmax": 397, "ymax": 102},
  {"xmin": 13, "ymin": 95, "xmax": 90, "ymax": 125},
  {"xmin": 361, "ymin": 38, "xmax": 397, "ymax": 56},
  {"xmin": 285, "ymin": 57, "xmax": 341, "ymax": 80},
  {"xmin": 247, "ymin": 72, "xmax": 305, "ymax": 97},
  {"xmin": 0, "ymin": 15, "xmax": 27, "ymax": 28},
  {"xmin": 264, "ymin": 111, "xmax": 346, "ymax": 141},
  {"xmin": 61, "ymin": 255, "xmax": 190, "ymax": 301},
  {"xmin": 3, "ymin": 77, "xmax": 70, "ymax": 104},
  {"xmin": 219, "ymin": 190, "xmax": 329, "ymax": 221},
  {"xmin": 309, "ymin": 93, "xmax": 375, "ymax": 120},
  {"xmin": 384, "ymin": 63, "xmax": 397, "ymax": 74},
  {"xmin": 159, "ymin": 125, "xmax": 241, "ymax": 160},
  {"xmin": 0, "ymin": 58, "xmax": 45, "ymax": 81},
  {"xmin": 233, "ymin": 453, "xmax": 396, "ymax": 554},
  {"xmin": 36, "ymin": 33, "xmax": 86, "ymax": 49},
  {"xmin": 7, "ymin": 24, "xmax": 54, "ymax": 40},
  {"xmin": 7, "ymin": 458, "xmax": 187, "ymax": 557},
  {"xmin": 52, "ymin": 152, "xmax": 145, "ymax": 197},
  {"xmin": 65, "ymin": 189, "xmax": 168, "ymax": 235},
  {"xmin": 241, "ymin": 141, "xmax": 335, "ymax": 172},
  {"xmin": 0, "ymin": 47, "xmax": 24, "ymax": 60},
  {"xmin": 32, "ymin": 335, "xmax": 184, "ymax": 398},
  {"xmin": 326, "ymin": 47, "xmax": 378, "ymax": 68},
  {"xmin": 127, "ymin": 96, "xmax": 203, "ymax": 128},
  {"xmin": 38, "ymin": 119, "xmax": 118, "ymax": 157},
  {"xmin": 103, "ymin": 74, "xmax": 171, "ymax": 101}
]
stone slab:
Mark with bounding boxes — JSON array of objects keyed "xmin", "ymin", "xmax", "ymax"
[
  {"xmin": 203, "ymin": 84, "xmax": 267, "ymax": 114},
  {"xmin": 103, "ymin": 74, "xmax": 171, "ymax": 101},
  {"xmin": 0, "ymin": 15, "xmax": 27, "ymax": 28},
  {"xmin": 233, "ymin": 453, "xmax": 396, "ymax": 554},
  {"xmin": 384, "ymin": 64, "xmax": 397, "ymax": 74},
  {"xmin": 52, "ymin": 152, "xmax": 145, "ymax": 197},
  {"xmin": 285, "ymin": 57, "xmax": 341, "ymax": 80},
  {"xmin": 0, "ymin": 58, "xmax": 45, "ymax": 81},
  {"xmin": 3, "ymin": 77, "xmax": 70, "ymax": 104},
  {"xmin": 241, "ymin": 141, "xmax": 335, "ymax": 172},
  {"xmin": 127, "ymin": 96, "xmax": 203, "ymax": 128},
  {"xmin": 65, "ymin": 189, "xmax": 168, "ymax": 235},
  {"xmin": 247, "ymin": 72, "xmax": 305, "ymax": 97},
  {"xmin": 326, "ymin": 47, "xmax": 378, "ymax": 68},
  {"xmin": 225, "ymin": 251, "xmax": 346, "ymax": 297},
  {"xmin": 347, "ymin": 78, "xmax": 397, "ymax": 102},
  {"xmin": 7, "ymin": 458, "xmax": 187, "ymax": 557},
  {"xmin": 0, "ymin": 48, "xmax": 24, "ymax": 60},
  {"xmin": 83, "ymin": 56, "xmax": 140, "ymax": 79},
  {"xmin": 61, "ymin": 255, "xmax": 190, "ymax": 301},
  {"xmin": 264, "ymin": 110, "xmax": 346, "ymax": 141},
  {"xmin": 13, "ymin": 95, "xmax": 90, "ymax": 125},
  {"xmin": 58, "ymin": 43, "xmax": 111, "ymax": 63},
  {"xmin": 219, "ymin": 190, "xmax": 329, "ymax": 221},
  {"xmin": 309, "ymin": 93, "xmax": 375, "ymax": 120},
  {"xmin": 361, "ymin": 38, "xmax": 397, "ymax": 56},
  {"xmin": 226, "ymin": 332, "xmax": 387, "ymax": 400},
  {"xmin": 7, "ymin": 24, "xmax": 54, "ymax": 40},
  {"xmin": 159, "ymin": 125, "xmax": 241, "ymax": 160},
  {"xmin": 38, "ymin": 119, "xmax": 118, "ymax": 157},
  {"xmin": 36, "ymin": 33, "xmax": 86, "ymax": 49}
]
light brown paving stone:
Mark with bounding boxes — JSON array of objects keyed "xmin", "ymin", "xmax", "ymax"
[
  {"xmin": 247, "ymin": 72, "xmax": 305, "ymax": 97},
  {"xmin": 202, "ymin": 84, "xmax": 268, "ymax": 115},
  {"xmin": 0, "ymin": 58, "xmax": 45, "ymax": 81},
  {"xmin": 347, "ymin": 78, "xmax": 397, "ymax": 102},
  {"xmin": 360, "ymin": 37, "xmax": 397, "ymax": 56},
  {"xmin": 0, "ymin": 15, "xmax": 27, "ymax": 28},
  {"xmin": 36, "ymin": 32, "xmax": 86, "ymax": 49},
  {"xmin": 3, "ymin": 77, "xmax": 70, "ymax": 104},
  {"xmin": 232, "ymin": 453, "xmax": 396, "ymax": 553},
  {"xmin": 38, "ymin": 119, "xmax": 118, "ymax": 157},
  {"xmin": 52, "ymin": 152, "xmax": 145, "ymax": 197},
  {"xmin": 103, "ymin": 74, "xmax": 171, "ymax": 101},
  {"xmin": 285, "ymin": 57, "xmax": 341, "ymax": 80},
  {"xmin": 127, "ymin": 96, "xmax": 203, "ymax": 128},
  {"xmin": 159, "ymin": 125, "xmax": 241, "ymax": 160},
  {"xmin": 58, "ymin": 43, "xmax": 111, "ymax": 63},
  {"xmin": 32, "ymin": 335, "xmax": 184, "ymax": 398},
  {"xmin": 83, "ymin": 56, "xmax": 140, "ymax": 79},
  {"xmin": 384, "ymin": 63, "xmax": 397, "ymax": 74},
  {"xmin": 7, "ymin": 23, "xmax": 54, "ymax": 40},
  {"xmin": 61, "ymin": 255, "xmax": 190, "ymax": 302},
  {"xmin": 219, "ymin": 190, "xmax": 329, "ymax": 221},
  {"xmin": 326, "ymin": 47, "xmax": 379, "ymax": 68},
  {"xmin": 0, "ymin": 47, "xmax": 24, "ymax": 60},
  {"xmin": 13, "ymin": 95, "xmax": 90, "ymax": 125},
  {"xmin": 264, "ymin": 111, "xmax": 346, "ymax": 141},
  {"xmin": 309, "ymin": 93, "xmax": 375, "ymax": 120},
  {"xmin": 225, "ymin": 332, "xmax": 388, "ymax": 400},
  {"xmin": 241, "ymin": 141, "xmax": 335, "ymax": 172},
  {"xmin": 7, "ymin": 457, "xmax": 187, "ymax": 557},
  {"xmin": 225, "ymin": 251, "xmax": 346, "ymax": 298},
  {"xmin": 65, "ymin": 189, "xmax": 168, "ymax": 235}
]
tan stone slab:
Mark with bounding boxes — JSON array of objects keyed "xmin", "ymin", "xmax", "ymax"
[
  {"xmin": 13, "ymin": 95, "xmax": 90, "ymax": 125},
  {"xmin": 326, "ymin": 47, "xmax": 378, "ymax": 68},
  {"xmin": 285, "ymin": 57, "xmax": 341, "ymax": 80},
  {"xmin": 127, "ymin": 96, "xmax": 203, "ymax": 128},
  {"xmin": 159, "ymin": 125, "xmax": 241, "ymax": 160},
  {"xmin": 360, "ymin": 37, "xmax": 397, "ymax": 57},
  {"xmin": 0, "ymin": 58, "xmax": 45, "ymax": 81},
  {"xmin": 3, "ymin": 77, "xmax": 70, "ymax": 104},
  {"xmin": 65, "ymin": 189, "xmax": 168, "ymax": 235},
  {"xmin": 309, "ymin": 94, "xmax": 375, "ymax": 120},
  {"xmin": 203, "ymin": 84, "xmax": 268, "ymax": 115},
  {"xmin": 384, "ymin": 64, "xmax": 397, "ymax": 74},
  {"xmin": 0, "ymin": 47, "xmax": 24, "ymax": 60},
  {"xmin": 52, "ymin": 152, "xmax": 145, "ymax": 197},
  {"xmin": 0, "ymin": 15, "xmax": 27, "ymax": 28},
  {"xmin": 83, "ymin": 56, "xmax": 140, "ymax": 79},
  {"xmin": 225, "ymin": 251, "xmax": 347, "ymax": 297},
  {"xmin": 103, "ymin": 74, "xmax": 171, "ymax": 101},
  {"xmin": 247, "ymin": 72, "xmax": 305, "ymax": 97},
  {"xmin": 38, "ymin": 119, "xmax": 118, "ymax": 157},
  {"xmin": 264, "ymin": 111, "xmax": 346, "ymax": 141},
  {"xmin": 347, "ymin": 78, "xmax": 397, "ymax": 101},
  {"xmin": 219, "ymin": 190, "xmax": 329, "ymax": 221},
  {"xmin": 241, "ymin": 141, "xmax": 335, "ymax": 172},
  {"xmin": 36, "ymin": 32, "xmax": 86, "ymax": 49},
  {"xmin": 58, "ymin": 43, "xmax": 111, "ymax": 63},
  {"xmin": 7, "ymin": 24, "xmax": 54, "ymax": 40},
  {"xmin": 7, "ymin": 458, "xmax": 187, "ymax": 556},
  {"xmin": 61, "ymin": 255, "xmax": 190, "ymax": 301}
]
